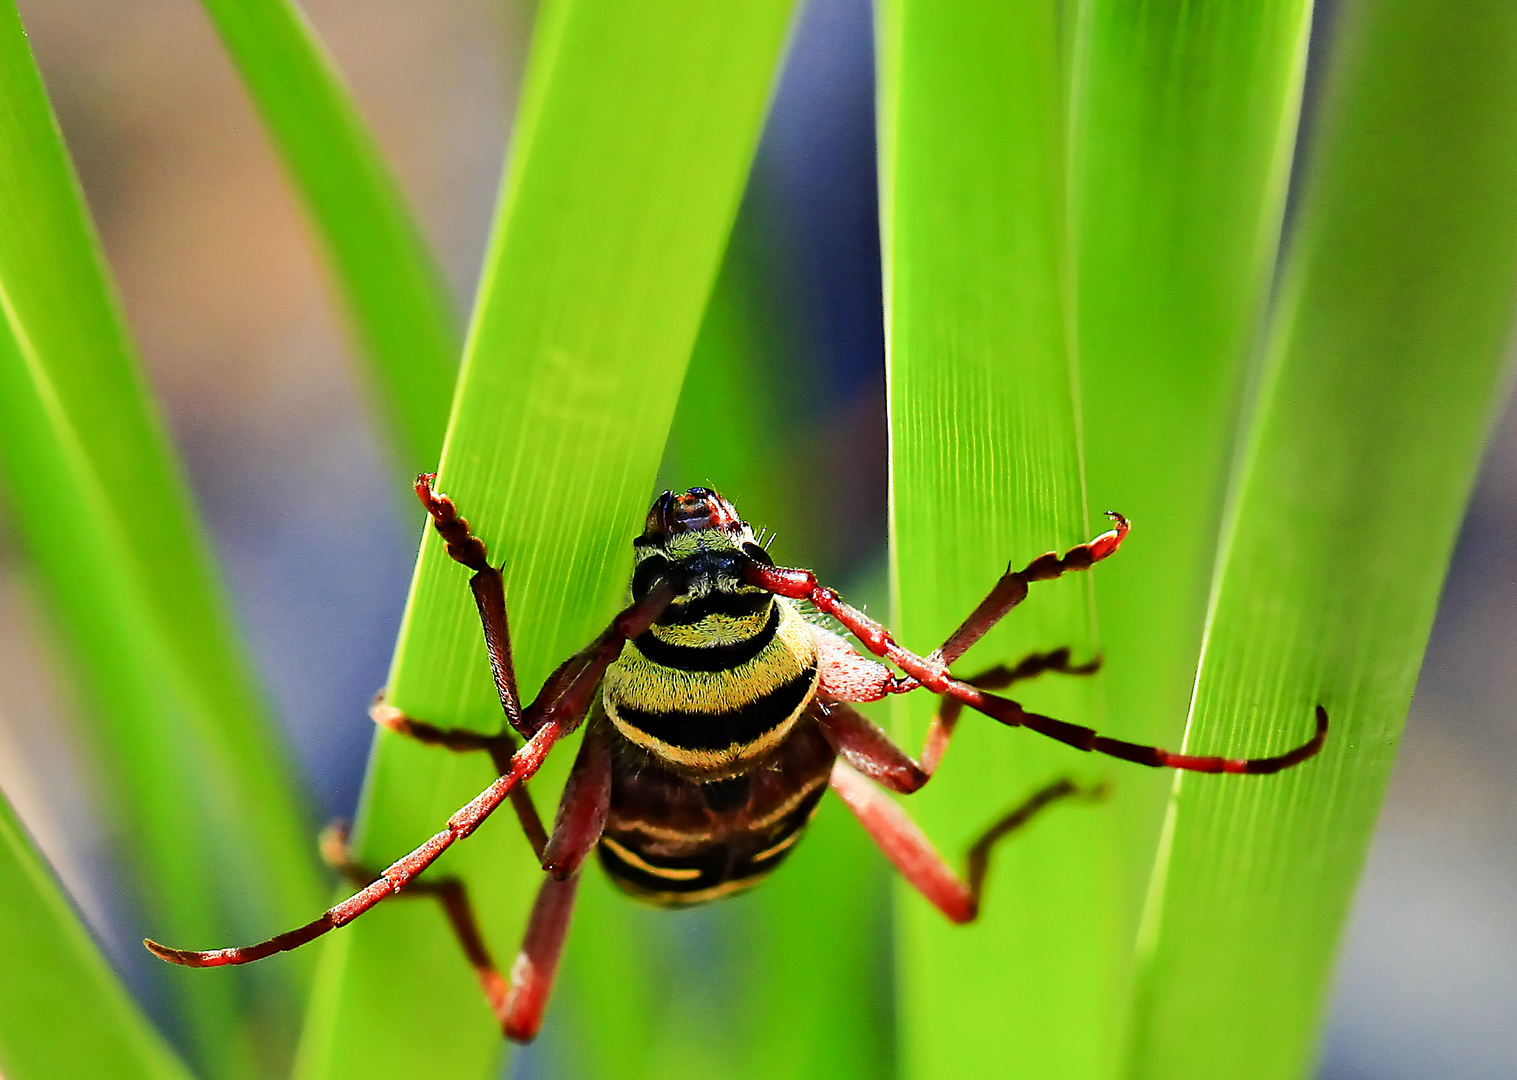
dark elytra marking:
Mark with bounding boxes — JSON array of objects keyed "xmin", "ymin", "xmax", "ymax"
[
  {"xmin": 655, "ymin": 590, "xmax": 771, "ymax": 627},
  {"xmin": 599, "ymin": 781, "xmax": 826, "ymax": 899},
  {"xmin": 635, "ymin": 603, "xmax": 780, "ymax": 672},
  {"xmin": 596, "ymin": 840, "xmax": 737, "ymax": 896},
  {"xmin": 700, "ymin": 775, "xmax": 751, "ymax": 814},
  {"xmin": 631, "ymin": 555, "xmax": 671, "ymax": 600},
  {"xmin": 613, "ymin": 665, "xmax": 817, "ymax": 752}
]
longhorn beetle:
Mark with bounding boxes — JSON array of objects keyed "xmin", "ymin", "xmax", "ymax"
[{"xmin": 147, "ymin": 478, "xmax": 1328, "ymax": 1041}]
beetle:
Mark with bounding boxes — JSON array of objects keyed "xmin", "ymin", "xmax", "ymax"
[{"xmin": 147, "ymin": 477, "xmax": 1328, "ymax": 1041}]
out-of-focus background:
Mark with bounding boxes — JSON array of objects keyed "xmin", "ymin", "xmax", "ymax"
[{"xmin": 0, "ymin": 0, "xmax": 1510, "ymax": 1077}]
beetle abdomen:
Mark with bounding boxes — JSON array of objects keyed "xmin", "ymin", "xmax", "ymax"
[
  {"xmin": 598, "ymin": 715, "xmax": 835, "ymax": 906},
  {"xmin": 597, "ymin": 783, "xmax": 826, "ymax": 905}
]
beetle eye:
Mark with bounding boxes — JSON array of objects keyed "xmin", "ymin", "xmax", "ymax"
[
  {"xmin": 632, "ymin": 554, "xmax": 672, "ymax": 599},
  {"xmin": 741, "ymin": 542, "xmax": 773, "ymax": 567}
]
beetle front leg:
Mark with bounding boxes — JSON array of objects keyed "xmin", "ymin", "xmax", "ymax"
[
  {"xmin": 928, "ymin": 512, "xmax": 1128, "ymax": 668},
  {"xmin": 145, "ymin": 580, "xmax": 674, "ymax": 973},
  {"xmin": 415, "ymin": 473, "xmax": 527, "ymax": 735},
  {"xmin": 760, "ymin": 561, "xmax": 1327, "ymax": 775},
  {"xmin": 808, "ymin": 516, "xmax": 1124, "ymax": 702}
]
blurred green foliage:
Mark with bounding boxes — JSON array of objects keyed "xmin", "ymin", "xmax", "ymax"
[
  {"xmin": 196, "ymin": 0, "xmax": 459, "ymax": 474},
  {"xmin": 0, "ymin": 784, "xmax": 194, "ymax": 1080},
  {"xmin": 0, "ymin": 3, "xmax": 323, "ymax": 1075}
]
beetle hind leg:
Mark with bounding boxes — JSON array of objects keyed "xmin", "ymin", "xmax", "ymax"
[
  {"xmin": 316, "ymin": 822, "xmax": 512, "ymax": 1024},
  {"xmin": 828, "ymin": 761, "xmax": 1100, "ymax": 923},
  {"xmin": 369, "ymin": 697, "xmax": 520, "ymax": 773},
  {"xmin": 502, "ymin": 875, "xmax": 580, "ymax": 1041},
  {"xmin": 314, "ymin": 820, "xmax": 576, "ymax": 1043}
]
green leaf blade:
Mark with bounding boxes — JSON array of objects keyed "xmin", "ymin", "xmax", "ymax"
[
  {"xmin": 292, "ymin": 4, "xmax": 796, "ymax": 1077},
  {"xmin": 197, "ymin": 0, "xmax": 459, "ymax": 470},
  {"xmin": 0, "ymin": 786, "xmax": 195, "ymax": 1080},
  {"xmin": 1071, "ymin": 0, "xmax": 1314, "ymax": 913},
  {"xmin": 1127, "ymin": 2, "xmax": 1517, "ymax": 1076},
  {"xmin": 0, "ymin": 4, "xmax": 325, "ymax": 1074},
  {"xmin": 879, "ymin": 3, "xmax": 1117, "ymax": 1077}
]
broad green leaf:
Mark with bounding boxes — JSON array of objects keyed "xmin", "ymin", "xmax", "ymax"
[
  {"xmin": 1127, "ymin": 1, "xmax": 1517, "ymax": 1077},
  {"xmin": 1071, "ymin": 0, "xmax": 1314, "ymax": 920},
  {"xmin": 878, "ymin": 2, "xmax": 1116, "ymax": 1077},
  {"xmin": 292, "ymin": 3, "xmax": 796, "ymax": 1077},
  {"xmin": 0, "ymin": 781, "xmax": 195, "ymax": 1080},
  {"xmin": 196, "ymin": 0, "xmax": 458, "ymax": 471},
  {"xmin": 661, "ymin": 218, "xmax": 809, "ymax": 561},
  {"xmin": 0, "ymin": 4, "xmax": 324, "ymax": 1076}
]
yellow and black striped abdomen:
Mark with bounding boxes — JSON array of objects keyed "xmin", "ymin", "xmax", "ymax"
[
  {"xmin": 597, "ymin": 715, "xmax": 837, "ymax": 907},
  {"xmin": 602, "ymin": 593, "xmax": 820, "ymax": 778},
  {"xmin": 597, "ymin": 779, "xmax": 827, "ymax": 905}
]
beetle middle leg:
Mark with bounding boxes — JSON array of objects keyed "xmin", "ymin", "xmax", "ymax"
[
  {"xmin": 368, "ymin": 699, "xmax": 549, "ymax": 857},
  {"xmin": 815, "ymin": 649, "xmax": 1100, "ymax": 788},
  {"xmin": 367, "ymin": 628, "xmax": 633, "ymax": 859},
  {"xmin": 917, "ymin": 650, "xmax": 1101, "ymax": 773}
]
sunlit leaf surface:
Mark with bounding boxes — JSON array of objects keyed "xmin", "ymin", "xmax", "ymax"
[
  {"xmin": 1128, "ymin": 2, "xmax": 1517, "ymax": 1076},
  {"xmin": 293, "ymin": 3, "xmax": 797, "ymax": 1077},
  {"xmin": 878, "ymin": 3, "xmax": 1117, "ymax": 1077},
  {"xmin": 1072, "ymin": 0, "xmax": 1314, "ymax": 923}
]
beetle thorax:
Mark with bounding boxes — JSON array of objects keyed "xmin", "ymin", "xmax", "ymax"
[{"xmin": 602, "ymin": 490, "xmax": 820, "ymax": 779}]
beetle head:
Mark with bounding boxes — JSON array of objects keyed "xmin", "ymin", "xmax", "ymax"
[{"xmin": 642, "ymin": 487, "xmax": 744, "ymax": 541}]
